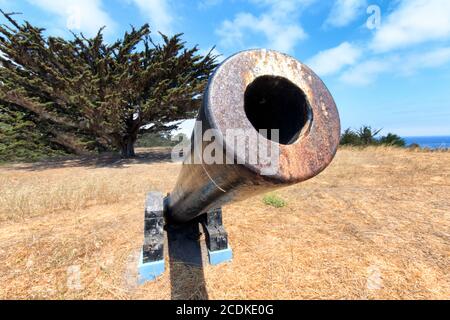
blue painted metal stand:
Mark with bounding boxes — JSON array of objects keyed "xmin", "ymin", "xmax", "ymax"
[
  {"xmin": 208, "ymin": 247, "xmax": 233, "ymax": 265},
  {"xmin": 201, "ymin": 207, "xmax": 233, "ymax": 266},
  {"xmin": 138, "ymin": 250, "xmax": 165, "ymax": 284},
  {"xmin": 139, "ymin": 192, "xmax": 165, "ymax": 284},
  {"xmin": 138, "ymin": 192, "xmax": 234, "ymax": 284}
]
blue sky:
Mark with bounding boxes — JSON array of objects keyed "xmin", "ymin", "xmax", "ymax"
[{"xmin": 1, "ymin": 0, "xmax": 450, "ymax": 136}]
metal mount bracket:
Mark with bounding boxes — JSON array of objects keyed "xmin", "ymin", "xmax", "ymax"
[
  {"xmin": 138, "ymin": 194, "xmax": 233, "ymax": 284},
  {"xmin": 138, "ymin": 192, "xmax": 165, "ymax": 283},
  {"xmin": 200, "ymin": 207, "xmax": 233, "ymax": 265}
]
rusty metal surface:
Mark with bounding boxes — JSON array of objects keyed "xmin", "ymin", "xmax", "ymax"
[
  {"xmin": 206, "ymin": 49, "xmax": 341, "ymax": 182},
  {"xmin": 166, "ymin": 49, "xmax": 341, "ymax": 224}
]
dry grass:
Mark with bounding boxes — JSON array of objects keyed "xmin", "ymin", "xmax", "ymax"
[{"xmin": 0, "ymin": 146, "xmax": 449, "ymax": 299}]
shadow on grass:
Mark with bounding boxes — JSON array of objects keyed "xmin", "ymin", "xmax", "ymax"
[
  {"xmin": 2, "ymin": 147, "xmax": 174, "ymax": 171},
  {"xmin": 166, "ymin": 220, "xmax": 209, "ymax": 300}
]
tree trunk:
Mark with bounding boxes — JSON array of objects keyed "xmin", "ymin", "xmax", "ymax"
[
  {"xmin": 120, "ymin": 107, "xmax": 142, "ymax": 158},
  {"xmin": 120, "ymin": 137, "xmax": 136, "ymax": 158}
]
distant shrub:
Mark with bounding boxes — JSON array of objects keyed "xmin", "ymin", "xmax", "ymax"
[
  {"xmin": 136, "ymin": 132, "xmax": 188, "ymax": 148},
  {"xmin": 379, "ymin": 133, "xmax": 406, "ymax": 147},
  {"xmin": 408, "ymin": 143, "xmax": 421, "ymax": 149},
  {"xmin": 340, "ymin": 126, "xmax": 406, "ymax": 147},
  {"xmin": 340, "ymin": 128, "xmax": 362, "ymax": 146},
  {"xmin": 263, "ymin": 194, "xmax": 287, "ymax": 208}
]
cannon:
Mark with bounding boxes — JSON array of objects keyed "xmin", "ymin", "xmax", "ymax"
[{"xmin": 138, "ymin": 49, "xmax": 340, "ymax": 283}]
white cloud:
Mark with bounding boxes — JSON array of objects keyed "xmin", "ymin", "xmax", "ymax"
[
  {"xmin": 399, "ymin": 47, "xmax": 450, "ymax": 75},
  {"xmin": 131, "ymin": 0, "xmax": 174, "ymax": 34},
  {"xmin": 216, "ymin": 0, "xmax": 314, "ymax": 53},
  {"xmin": 417, "ymin": 47, "xmax": 450, "ymax": 68},
  {"xmin": 339, "ymin": 47, "xmax": 450, "ymax": 85},
  {"xmin": 217, "ymin": 13, "xmax": 306, "ymax": 53},
  {"xmin": 371, "ymin": 0, "xmax": 450, "ymax": 52},
  {"xmin": 311, "ymin": 0, "xmax": 450, "ymax": 86},
  {"xmin": 306, "ymin": 42, "xmax": 363, "ymax": 76},
  {"xmin": 27, "ymin": 0, "xmax": 116, "ymax": 37},
  {"xmin": 339, "ymin": 59, "xmax": 392, "ymax": 85},
  {"xmin": 324, "ymin": 0, "xmax": 367, "ymax": 28}
]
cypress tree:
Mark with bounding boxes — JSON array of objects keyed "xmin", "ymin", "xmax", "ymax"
[{"xmin": 0, "ymin": 10, "xmax": 217, "ymax": 158}]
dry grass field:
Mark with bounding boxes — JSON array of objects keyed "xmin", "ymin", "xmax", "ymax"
[{"xmin": 0, "ymin": 147, "xmax": 449, "ymax": 299}]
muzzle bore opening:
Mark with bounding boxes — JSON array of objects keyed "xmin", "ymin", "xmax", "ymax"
[{"xmin": 244, "ymin": 75, "xmax": 312, "ymax": 145}]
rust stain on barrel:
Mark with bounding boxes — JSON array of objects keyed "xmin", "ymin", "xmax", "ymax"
[
  {"xmin": 210, "ymin": 50, "xmax": 340, "ymax": 182},
  {"xmin": 166, "ymin": 49, "xmax": 341, "ymax": 223}
]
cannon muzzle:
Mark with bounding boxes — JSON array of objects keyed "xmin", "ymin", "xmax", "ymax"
[{"xmin": 166, "ymin": 49, "xmax": 341, "ymax": 224}]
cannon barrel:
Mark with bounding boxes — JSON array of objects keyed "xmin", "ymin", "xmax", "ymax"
[{"xmin": 166, "ymin": 49, "xmax": 340, "ymax": 224}]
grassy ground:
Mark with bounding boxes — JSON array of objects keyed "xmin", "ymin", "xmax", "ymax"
[{"xmin": 0, "ymin": 147, "xmax": 449, "ymax": 299}]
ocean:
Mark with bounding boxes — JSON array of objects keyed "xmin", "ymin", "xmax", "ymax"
[{"xmin": 403, "ymin": 136, "xmax": 450, "ymax": 149}]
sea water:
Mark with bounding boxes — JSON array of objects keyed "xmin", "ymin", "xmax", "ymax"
[{"xmin": 403, "ymin": 136, "xmax": 450, "ymax": 149}]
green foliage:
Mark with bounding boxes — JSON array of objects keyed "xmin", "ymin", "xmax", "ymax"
[
  {"xmin": 356, "ymin": 126, "xmax": 382, "ymax": 145},
  {"xmin": 0, "ymin": 10, "xmax": 218, "ymax": 158},
  {"xmin": 0, "ymin": 104, "xmax": 68, "ymax": 162},
  {"xmin": 340, "ymin": 126, "xmax": 406, "ymax": 147},
  {"xmin": 136, "ymin": 132, "xmax": 188, "ymax": 147},
  {"xmin": 263, "ymin": 194, "xmax": 287, "ymax": 208},
  {"xmin": 340, "ymin": 128, "xmax": 361, "ymax": 146},
  {"xmin": 379, "ymin": 133, "xmax": 406, "ymax": 147}
]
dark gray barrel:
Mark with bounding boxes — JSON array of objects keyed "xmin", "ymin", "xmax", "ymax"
[{"xmin": 166, "ymin": 49, "xmax": 340, "ymax": 223}]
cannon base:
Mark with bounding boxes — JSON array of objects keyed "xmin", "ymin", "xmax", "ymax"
[
  {"xmin": 138, "ymin": 250, "xmax": 165, "ymax": 284},
  {"xmin": 138, "ymin": 192, "xmax": 232, "ymax": 284},
  {"xmin": 207, "ymin": 247, "xmax": 233, "ymax": 265},
  {"xmin": 200, "ymin": 207, "xmax": 233, "ymax": 265}
]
